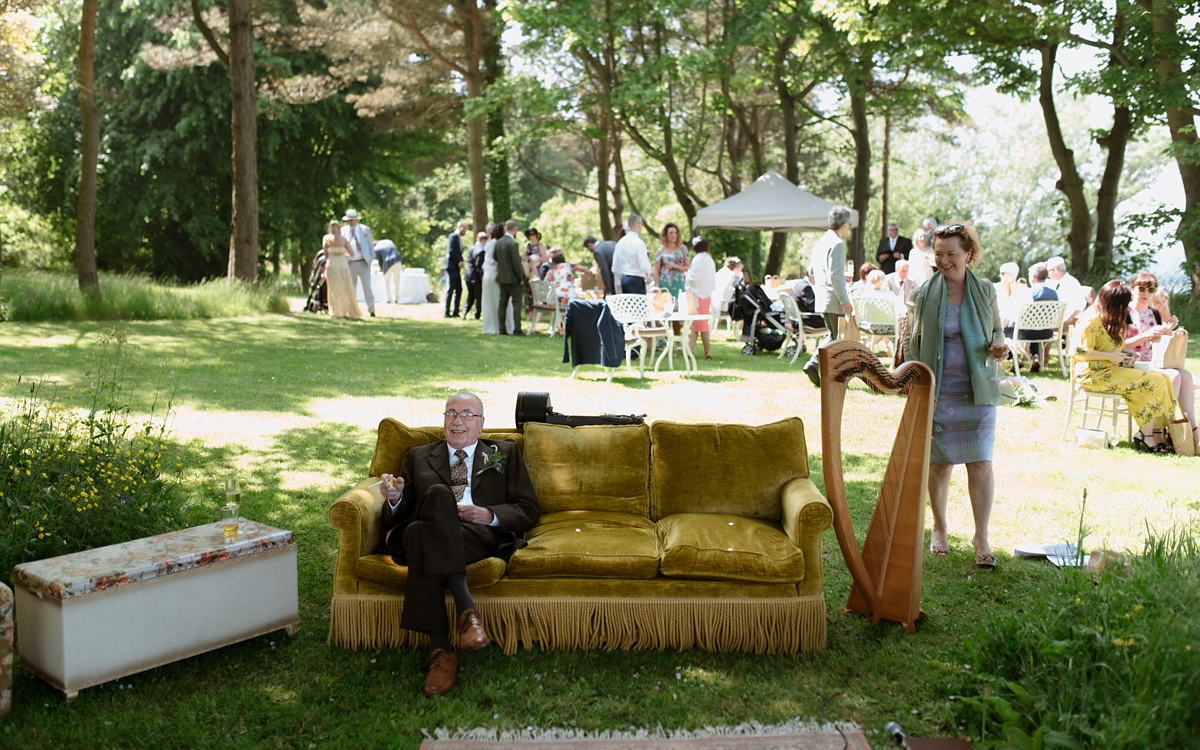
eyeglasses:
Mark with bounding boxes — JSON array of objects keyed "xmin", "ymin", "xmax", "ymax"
[
  {"xmin": 443, "ymin": 411, "xmax": 481, "ymax": 422},
  {"xmin": 1135, "ymin": 285, "xmax": 1157, "ymax": 293},
  {"xmin": 933, "ymin": 224, "xmax": 966, "ymax": 238}
]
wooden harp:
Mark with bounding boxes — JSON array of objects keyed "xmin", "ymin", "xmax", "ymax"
[{"xmin": 818, "ymin": 340, "xmax": 935, "ymax": 634}]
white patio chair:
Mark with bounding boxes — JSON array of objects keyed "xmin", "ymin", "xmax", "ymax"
[
  {"xmin": 1008, "ymin": 300, "xmax": 1067, "ymax": 377},
  {"xmin": 1060, "ymin": 325, "xmax": 1132, "ymax": 444},
  {"xmin": 528, "ymin": 279, "xmax": 562, "ymax": 336},
  {"xmin": 606, "ymin": 294, "xmax": 668, "ymax": 378},
  {"xmin": 778, "ymin": 293, "xmax": 828, "ymax": 365},
  {"xmin": 853, "ymin": 295, "xmax": 901, "ymax": 357},
  {"xmin": 710, "ymin": 285, "xmax": 735, "ymax": 335}
]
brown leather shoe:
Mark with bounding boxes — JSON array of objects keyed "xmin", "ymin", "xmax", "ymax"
[
  {"xmin": 422, "ymin": 648, "xmax": 457, "ymax": 696},
  {"xmin": 456, "ymin": 608, "xmax": 491, "ymax": 652}
]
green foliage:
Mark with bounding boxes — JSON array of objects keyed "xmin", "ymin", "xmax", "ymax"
[
  {"xmin": 949, "ymin": 530, "xmax": 1200, "ymax": 749},
  {"xmin": 0, "ymin": 329, "xmax": 199, "ymax": 586},
  {"xmin": 0, "ymin": 269, "xmax": 289, "ymax": 321}
]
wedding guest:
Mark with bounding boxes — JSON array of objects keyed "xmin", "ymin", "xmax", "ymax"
[
  {"xmin": 444, "ymin": 220, "xmax": 467, "ymax": 318},
  {"xmin": 1127, "ymin": 272, "xmax": 1195, "ymax": 446},
  {"xmin": 341, "ymin": 209, "xmax": 376, "ymax": 317},
  {"xmin": 904, "ymin": 221, "xmax": 1005, "ymax": 567},
  {"xmin": 685, "ymin": 236, "xmax": 716, "ymax": 359},
  {"xmin": 323, "ymin": 221, "xmax": 361, "ymax": 319},
  {"xmin": 375, "ymin": 239, "xmax": 403, "ymax": 305},
  {"xmin": 801, "ymin": 206, "xmax": 855, "ymax": 388},
  {"xmin": 611, "ymin": 215, "xmax": 652, "ymax": 296},
  {"xmin": 886, "ymin": 259, "xmax": 917, "ymax": 302},
  {"xmin": 1047, "ymin": 256, "xmax": 1086, "ymax": 329},
  {"xmin": 1074, "ymin": 280, "xmax": 1175, "ymax": 453},
  {"xmin": 463, "ymin": 231, "xmax": 487, "ymax": 320}
]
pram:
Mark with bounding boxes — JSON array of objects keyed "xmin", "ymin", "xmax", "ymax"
[
  {"xmin": 731, "ymin": 282, "xmax": 788, "ymax": 355},
  {"xmin": 304, "ymin": 249, "xmax": 327, "ymax": 314}
]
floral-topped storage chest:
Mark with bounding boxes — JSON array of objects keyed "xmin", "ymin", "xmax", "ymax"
[{"xmin": 13, "ymin": 520, "xmax": 299, "ymax": 700}]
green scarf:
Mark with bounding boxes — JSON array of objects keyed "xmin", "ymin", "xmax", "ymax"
[{"xmin": 908, "ymin": 268, "xmax": 1002, "ymax": 405}]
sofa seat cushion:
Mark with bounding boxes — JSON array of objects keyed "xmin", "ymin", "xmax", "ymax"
[
  {"xmin": 357, "ymin": 554, "xmax": 506, "ymax": 591},
  {"xmin": 523, "ymin": 423, "xmax": 650, "ymax": 516},
  {"xmin": 507, "ymin": 511, "xmax": 660, "ymax": 579},
  {"xmin": 658, "ymin": 513, "xmax": 805, "ymax": 583}
]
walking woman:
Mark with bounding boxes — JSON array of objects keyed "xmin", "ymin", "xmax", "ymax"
[
  {"xmin": 685, "ymin": 236, "xmax": 716, "ymax": 358},
  {"xmin": 904, "ymin": 221, "xmax": 1006, "ymax": 567}
]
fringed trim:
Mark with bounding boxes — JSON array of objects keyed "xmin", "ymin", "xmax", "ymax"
[
  {"xmin": 328, "ymin": 594, "xmax": 826, "ymax": 655},
  {"xmin": 423, "ymin": 718, "xmax": 860, "ymax": 742}
]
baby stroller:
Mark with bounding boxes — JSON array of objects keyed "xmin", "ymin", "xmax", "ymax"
[
  {"xmin": 732, "ymin": 282, "xmax": 788, "ymax": 355},
  {"xmin": 304, "ymin": 249, "xmax": 327, "ymax": 314}
]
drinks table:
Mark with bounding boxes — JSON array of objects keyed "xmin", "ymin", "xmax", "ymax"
[
  {"xmin": 651, "ymin": 313, "xmax": 711, "ymax": 375},
  {"xmin": 13, "ymin": 519, "xmax": 298, "ymax": 700}
]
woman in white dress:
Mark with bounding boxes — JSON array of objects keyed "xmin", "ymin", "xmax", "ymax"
[
  {"xmin": 908, "ymin": 230, "xmax": 935, "ymax": 285},
  {"xmin": 481, "ymin": 222, "xmax": 514, "ymax": 335},
  {"xmin": 323, "ymin": 220, "xmax": 360, "ymax": 319}
]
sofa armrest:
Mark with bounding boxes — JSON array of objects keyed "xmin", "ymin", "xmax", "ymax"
[
  {"xmin": 328, "ymin": 479, "xmax": 387, "ymax": 596},
  {"xmin": 780, "ymin": 476, "xmax": 833, "ymax": 597}
]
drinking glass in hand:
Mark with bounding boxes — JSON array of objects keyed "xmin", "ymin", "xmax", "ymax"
[{"xmin": 987, "ymin": 331, "xmax": 1007, "ymax": 381}]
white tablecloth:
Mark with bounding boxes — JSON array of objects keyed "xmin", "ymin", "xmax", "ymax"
[{"xmin": 397, "ymin": 269, "xmax": 431, "ymax": 304}]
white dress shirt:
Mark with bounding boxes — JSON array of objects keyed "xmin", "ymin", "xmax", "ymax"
[
  {"xmin": 1053, "ymin": 272, "xmax": 1086, "ymax": 315},
  {"xmin": 611, "ymin": 231, "xmax": 651, "ymax": 278}
]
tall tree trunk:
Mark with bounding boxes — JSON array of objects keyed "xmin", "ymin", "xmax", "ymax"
[
  {"xmin": 227, "ymin": 0, "xmax": 258, "ymax": 282},
  {"xmin": 482, "ymin": 3, "xmax": 509, "ymax": 224},
  {"xmin": 75, "ymin": 0, "xmax": 100, "ymax": 297},
  {"xmin": 774, "ymin": 35, "xmax": 799, "ymax": 186},
  {"xmin": 1144, "ymin": 0, "xmax": 1200, "ymax": 305},
  {"xmin": 1039, "ymin": 43, "xmax": 1092, "ymax": 275},
  {"xmin": 593, "ymin": 126, "xmax": 614, "ymax": 240},
  {"xmin": 465, "ymin": 77, "xmax": 488, "ymax": 232},
  {"xmin": 849, "ymin": 75, "xmax": 871, "ymax": 271},
  {"xmin": 880, "ymin": 112, "xmax": 891, "ymax": 236},
  {"xmin": 610, "ymin": 130, "xmax": 625, "ymax": 233},
  {"xmin": 1093, "ymin": 104, "xmax": 1131, "ymax": 277}
]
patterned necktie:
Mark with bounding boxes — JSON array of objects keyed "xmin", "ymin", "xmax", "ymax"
[{"xmin": 451, "ymin": 449, "xmax": 468, "ymax": 501}]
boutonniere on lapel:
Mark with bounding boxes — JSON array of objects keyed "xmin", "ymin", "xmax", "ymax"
[{"xmin": 477, "ymin": 445, "xmax": 506, "ymax": 476}]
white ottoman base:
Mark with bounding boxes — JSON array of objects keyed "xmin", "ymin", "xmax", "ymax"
[{"xmin": 17, "ymin": 544, "xmax": 298, "ymax": 699}]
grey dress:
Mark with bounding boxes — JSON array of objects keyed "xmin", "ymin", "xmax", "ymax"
[{"xmin": 930, "ymin": 304, "xmax": 996, "ymax": 464}]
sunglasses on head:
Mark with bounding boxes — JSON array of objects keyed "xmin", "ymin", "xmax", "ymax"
[
  {"xmin": 933, "ymin": 224, "xmax": 966, "ymax": 237},
  {"xmin": 1135, "ymin": 284, "xmax": 1157, "ymax": 293}
]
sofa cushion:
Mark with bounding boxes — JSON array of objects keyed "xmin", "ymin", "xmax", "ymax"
[
  {"xmin": 368, "ymin": 419, "xmax": 524, "ymax": 478},
  {"xmin": 650, "ymin": 418, "xmax": 809, "ymax": 520},
  {"xmin": 657, "ymin": 513, "xmax": 805, "ymax": 583},
  {"xmin": 507, "ymin": 511, "xmax": 660, "ymax": 579},
  {"xmin": 523, "ymin": 422, "xmax": 650, "ymax": 516},
  {"xmin": 357, "ymin": 554, "xmax": 506, "ymax": 590}
]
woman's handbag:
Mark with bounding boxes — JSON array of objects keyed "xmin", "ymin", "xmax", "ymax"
[
  {"xmin": 1151, "ymin": 329, "xmax": 1188, "ymax": 369},
  {"xmin": 1168, "ymin": 417, "xmax": 1196, "ymax": 457},
  {"xmin": 840, "ymin": 313, "xmax": 862, "ymax": 343}
]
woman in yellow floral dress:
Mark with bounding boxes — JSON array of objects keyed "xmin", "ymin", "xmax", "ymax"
[{"xmin": 1074, "ymin": 280, "xmax": 1175, "ymax": 452}]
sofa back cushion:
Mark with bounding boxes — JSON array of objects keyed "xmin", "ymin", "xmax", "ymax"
[
  {"xmin": 650, "ymin": 418, "xmax": 810, "ymax": 520},
  {"xmin": 368, "ymin": 418, "xmax": 524, "ymax": 478},
  {"xmin": 523, "ymin": 422, "xmax": 650, "ymax": 515}
]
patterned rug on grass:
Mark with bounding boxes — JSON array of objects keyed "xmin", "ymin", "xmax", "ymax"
[{"xmin": 419, "ymin": 720, "xmax": 870, "ymax": 750}]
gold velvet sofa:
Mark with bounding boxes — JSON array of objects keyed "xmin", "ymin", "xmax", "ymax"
[{"xmin": 328, "ymin": 417, "xmax": 833, "ymax": 654}]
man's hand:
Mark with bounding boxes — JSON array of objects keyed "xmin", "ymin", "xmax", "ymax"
[
  {"xmin": 458, "ymin": 505, "xmax": 494, "ymax": 525},
  {"xmin": 380, "ymin": 474, "xmax": 404, "ymax": 504}
]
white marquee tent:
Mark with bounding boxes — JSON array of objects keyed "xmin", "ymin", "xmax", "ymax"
[{"xmin": 692, "ymin": 169, "xmax": 859, "ymax": 232}]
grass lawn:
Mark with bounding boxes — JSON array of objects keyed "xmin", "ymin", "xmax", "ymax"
[{"xmin": 2, "ymin": 300, "xmax": 1198, "ymax": 749}]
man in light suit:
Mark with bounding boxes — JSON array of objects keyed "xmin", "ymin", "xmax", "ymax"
[
  {"xmin": 494, "ymin": 219, "xmax": 526, "ymax": 335},
  {"xmin": 381, "ymin": 391, "xmax": 540, "ymax": 696},
  {"xmin": 341, "ymin": 209, "xmax": 376, "ymax": 317},
  {"xmin": 886, "ymin": 259, "xmax": 916, "ymax": 302},
  {"xmin": 875, "ymin": 223, "xmax": 913, "ymax": 275},
  {"xmin": 801, "ymin": 205, "xmax": 854, "ymax": 388}
]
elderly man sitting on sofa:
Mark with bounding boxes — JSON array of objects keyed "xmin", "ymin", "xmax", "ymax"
[{"xmin": 380, "ymin": 391, "xmax": 540, "ymax": 696}]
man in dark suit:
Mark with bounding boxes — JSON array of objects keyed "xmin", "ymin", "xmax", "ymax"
[
  {"xmin": 587, "ymin": 234, "xmax": 617, "ymax": 296},
  {"xmin": 875, "ymin": 223, "xmax": 912, "ymax": 275},
  {"xmin": 790, "ymin": 269, "xmax": 827, "ymax": 329},
  {"xmin": 380, "ymin": 391, "xmax": 540, "ymax": 696},
  {"xmin": 494, "ymin": 219, "xmax": 526, "ymax": 335},
  {"xmin": 444, "ymin": 220, "xmax": 467, "ymax": 318},
  {"xmin": 463, "ymin": 231, "xmax": 487, "ymax": 320},
  {"xmin": 1020, "ymin": 262, "xmax": 1059, "ymax": 373}
]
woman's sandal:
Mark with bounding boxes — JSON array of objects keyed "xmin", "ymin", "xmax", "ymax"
[
  {"xmin": 1133, "ymin": 431, "xmax": 1171, "ymax": 454},
  {"xmin": 975, "ymin": 552, "xmax": 997, "ymax": 569},
  {"xmin": 929, "ymin": 540, "xmax": 950, "ymax": 557}
]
